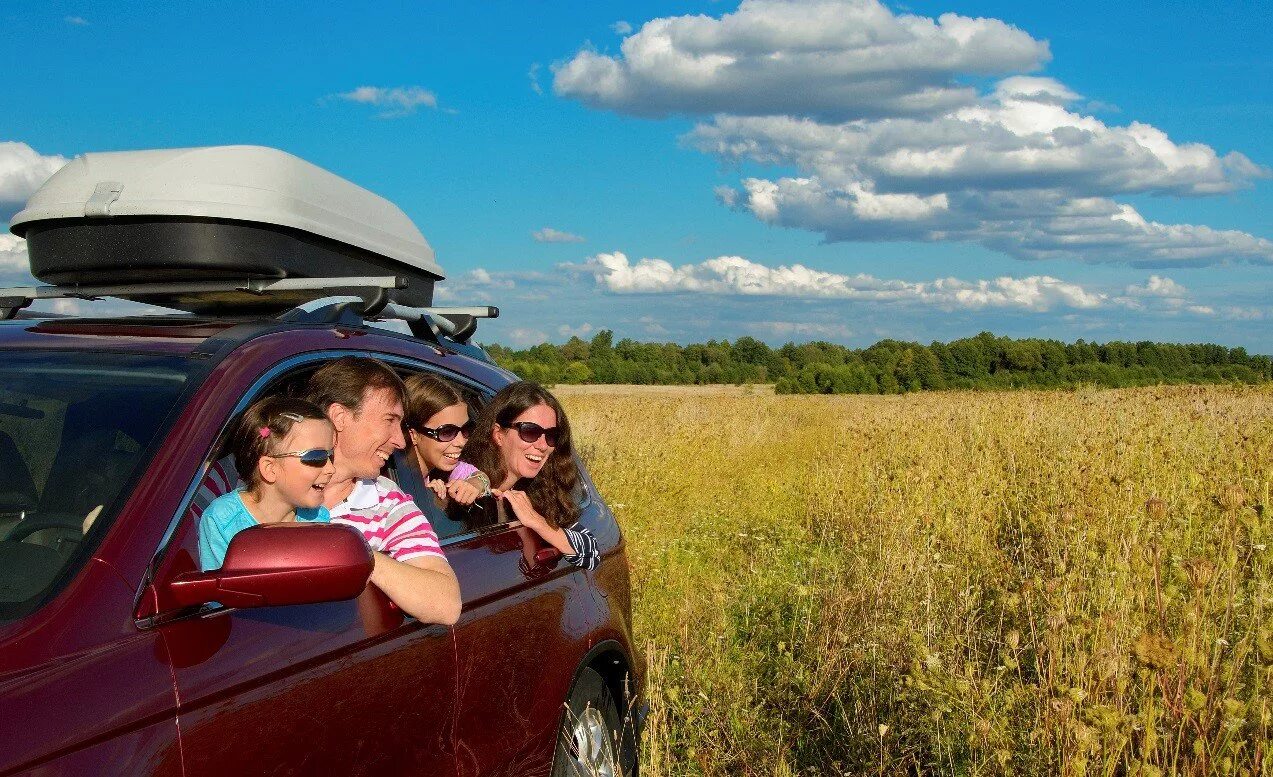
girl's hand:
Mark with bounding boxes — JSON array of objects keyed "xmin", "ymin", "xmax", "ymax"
[
  {"xmin": 447, "ymin": 478, "xmax": 483, "ymax": 506},
  {"xmin": 499, "ymin": 489, "xmax": 548, "ymax": 532},
  {"xmin": 426, "ymin": 478, "xmax": 447, "ymax": 501}
]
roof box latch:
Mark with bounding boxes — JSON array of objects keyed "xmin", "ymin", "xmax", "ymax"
[{"xmin": 84, "ymin": 181, "xmax": 123, "ymax": 217}]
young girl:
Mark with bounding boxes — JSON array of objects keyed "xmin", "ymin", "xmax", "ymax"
[
  {"xmin": 460, "ymin": 381, "xmax": 599, "ymax": 570},
  {"xmin": 198, "ymin": 396, "xmax": 336, "ymax": 571},
  {"xmin": 401, "ymin": 373, "xmax": 488, "ymax": 506}
]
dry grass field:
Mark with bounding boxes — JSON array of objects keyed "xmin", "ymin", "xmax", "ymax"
[{"xmin": 558, "ymin": 385, "xmax": 1272, "ymax": 776}]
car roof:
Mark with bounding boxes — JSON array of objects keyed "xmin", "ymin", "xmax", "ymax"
[
  {"xmin": 0, "ymin": 315, "xmax": 227, "ymax": 355},
  {"xmin": 0, "ymin": 314, "xmax": 512, "ymax": 389}
]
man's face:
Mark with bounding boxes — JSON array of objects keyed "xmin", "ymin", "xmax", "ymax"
[{"xmin": 332, "ymin": 386, "xmax": 406, "ymax": 480}]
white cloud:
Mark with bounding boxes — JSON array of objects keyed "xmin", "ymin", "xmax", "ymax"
[
  {"xmin": 746, "ymin": 320, "xmax": 854, "ymax": 339},
  {"xmin": 64, "ymin": 16, "xmax": 89, "ymax": 25},
  {"xmin": 533, "ymin": 227, "xmax": 586, "ymax": 243},
  {"xmin": 335, "ymin": 86, "xmax": 438, "ymax": 117},
  {"xmin": 555, "ymin": 0, "xmax": 1049, "ymax": 121},
  {"xmin": 0, "ymin": 234, "xmax": 29, "ymax": 274},
  {"xmin": 1124, "ymin": 275, "xmax": 1186, "ymax": 298},
  {"xmin": 528, "ymin": 63, "xmax": 544, "ymax": 95},
  {"xmin": 1186, "ymin": 305, "xmax": 1215, "ymax": 316},
  {"xmin": 567, "ymin": 251, "xmax": 1109, "ymax": 311},
  {"xmin": 506, "ymin": 327, "xmax": 549, "ymax": 346},
  {"xmin": 699, "ymin": 102, "xmax": 1272, "ymax": 265},
  {"xmin": 554, "ymin": 1, "xmax": 1270, "ymax": 268},
  {"xmin": 1, "ymin": 142, "xmax": 68, "ymax": 208},
  {"xmin": 1220, "ymin": 306, "xmax": 1268, "ymax": 321},
  {"xmin": 611, "ymin": 20, "xmax": 633, "ymax": 35},
  {"xmin": 558, "ymin": 322, "xmax": 595, "ymax": 338}
]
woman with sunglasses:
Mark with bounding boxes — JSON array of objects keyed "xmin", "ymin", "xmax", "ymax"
[
  {"xmin": 402, "ymin": 373, "xmax": 487, "ymax": 507},
  {"xmin": 197, "ymin": 396, "xmax": 336, "ymax": 570},
  {"xmin": 460, "ymin": 381, "xmax": 599, "ymax": 570}
]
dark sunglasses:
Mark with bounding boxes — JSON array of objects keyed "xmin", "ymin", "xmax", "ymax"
[
  {"xmin": 506, "ymin": 421, "xmax": 560, "ymax": 447},
  {"xmin": 416, "ymin": 420, "xmax": 475, "ymax": 443},
  {"xmin": 267, "ymin": 448, "xmax": 335, "ymax": 467}
]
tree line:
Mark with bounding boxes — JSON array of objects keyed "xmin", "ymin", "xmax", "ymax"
[{"xmin": 484, "ymin": 331, "xmax": 1272, "ymax": 394}]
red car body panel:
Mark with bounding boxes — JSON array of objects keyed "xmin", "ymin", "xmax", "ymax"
[{"xmin": 0, "ymin": 318, "xmax": 641, "ymax": 776}]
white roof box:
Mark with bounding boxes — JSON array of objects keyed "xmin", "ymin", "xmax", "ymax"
[{"xmin": 10, "ymin": 145, "xmax": 443, "ymax": 312}]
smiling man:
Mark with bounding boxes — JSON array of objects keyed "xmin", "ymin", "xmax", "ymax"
[{"xmin": 305, "ymin": 356, "xmax": 462, "ymax": 625}]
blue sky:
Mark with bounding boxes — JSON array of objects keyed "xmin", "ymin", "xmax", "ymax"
[{"xmin": 2, "ymin": 0, "xmax": 1270, "ymax": 350}]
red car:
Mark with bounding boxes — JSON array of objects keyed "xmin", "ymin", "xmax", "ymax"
[{"xmin": 0, "ymin": 147, "xmax": 643, "ymax": 776}]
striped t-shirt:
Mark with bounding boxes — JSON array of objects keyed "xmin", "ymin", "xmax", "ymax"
[{"xmin": 329, "ymin": 476, "xmax": 445, "ymax": 562}]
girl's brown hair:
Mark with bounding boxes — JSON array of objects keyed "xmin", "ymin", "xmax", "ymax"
[
  {"xmin": 464, "ymin": 381, "xmax": 579, "ymax": 529},
  {"xmin": 230, "ymin": 396, "xmax": 330, "ymax": 489},
  {"xmin": 402, "ymin": 373, "xmax": 468, "ymax": 475}
]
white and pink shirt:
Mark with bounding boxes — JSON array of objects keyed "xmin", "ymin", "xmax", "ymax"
[{"xmin": 329, "ymin": 476, "xmax": 445, "ymax": 562}]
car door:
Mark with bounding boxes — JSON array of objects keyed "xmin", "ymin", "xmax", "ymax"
[
  {"xmin": 439, "ymin": 480, "xmax": 610, "ymax": 777},
  {"xmin": 139, "ymin": 357, "xmax": 460, "ymax": 776}
]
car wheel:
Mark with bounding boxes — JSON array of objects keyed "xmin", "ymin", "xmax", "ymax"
[{"xmin": 552, "ymin": 666, "xmax": 636, "ymax": 777}]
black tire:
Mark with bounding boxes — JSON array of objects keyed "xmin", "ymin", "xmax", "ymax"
[{"xmin": 551, "ymin": 666, "xmax": 638, "ymax": 777}]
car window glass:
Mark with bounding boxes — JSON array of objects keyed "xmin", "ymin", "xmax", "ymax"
[{"xmin": 0, "ymin": 352, "xmax": 190, "ymax": 621}]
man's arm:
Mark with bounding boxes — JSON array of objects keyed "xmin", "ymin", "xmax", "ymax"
[{"xmin": 369, "ymin": 552, "xmax": 462, "ymax": 625}]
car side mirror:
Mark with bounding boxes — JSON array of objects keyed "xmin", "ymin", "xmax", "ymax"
[{"xmin": 167, "ymin": 524, "xmax": 372, "ymax": 609}]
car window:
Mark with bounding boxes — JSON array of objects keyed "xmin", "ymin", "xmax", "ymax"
[{"xmin": 0, "ymin": 351, "xmax": 190, "ymax": 621}]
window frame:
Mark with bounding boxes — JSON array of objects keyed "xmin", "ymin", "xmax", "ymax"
[{"xmin": 136, "ymin": 349, "xmax": 509, "ymax": 621}]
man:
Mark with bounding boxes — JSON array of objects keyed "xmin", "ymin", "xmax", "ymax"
[{"xmin": 304, "ymin": 356, "xmax": 462, "ymax": 625}]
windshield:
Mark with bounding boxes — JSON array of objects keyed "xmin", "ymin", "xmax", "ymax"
[{"xmin": 0, "ymin": 351, "xmax": 191, "ymax": 621}]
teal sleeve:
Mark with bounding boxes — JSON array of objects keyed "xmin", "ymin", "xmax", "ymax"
[{"xmin": 198, "ymin": 494, "xmax": 250, "ymax": 571}]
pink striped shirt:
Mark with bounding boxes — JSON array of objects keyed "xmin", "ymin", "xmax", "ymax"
[{"xmin": 329, "ymin": 476, "xmax": 445, "ymax": 562}]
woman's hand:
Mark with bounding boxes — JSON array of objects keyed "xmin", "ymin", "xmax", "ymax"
[
  {"xmin": 497, "ymin": 489, "xmax": 577, "ymax": 557},
  {"xmin": 497, "ymin": 489, "xmax": 548, "ymax": 532},
  {"xmin": 426, "ymin": 478, "xmax": 447, "ymax": 501},
  {"xmin": 447, "ymin": 478, "xmax": 483, "ymax": 506}
]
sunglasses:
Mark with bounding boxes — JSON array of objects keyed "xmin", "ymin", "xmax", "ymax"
[
  {"xmin": 415, "ymin": 420, "xmax": 475, "ymax": 443},
  {"xmin": 267, "ymin": 448, "xmax": 335, "ymax": 467},
  {"xmin": 506, "ymin": 421, "xmax": 560, "ymax": 447}
]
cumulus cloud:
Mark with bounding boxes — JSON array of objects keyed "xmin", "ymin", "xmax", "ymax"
[
  {"xmin": 554, "ymin": 1, "xmax": 1270, "ymax": 268},
  {"xmin": 335, "ymin": 86, "xmax": 438, "ymax": 117},
  {"xmin": 0, "ymin": 234, "xmax": 29, "ymax": 275},
  {"xmin": 558, "ymin": 322, "xmax": 595, "ymax": 338},
  {"xmin": 567, "ymin": 251, "xmax": 1109, "ymax": 311},
  {"xmin": 697, "ymin": 90, "xmax": 1271, "ymax": 266},
  {"xmin": 533, "ymin": 227, "xmax": 586, "ymax": 243},
  {"xmin": 555, "ymin": 0, "xmax": 1049, "ymax": 121},
  {"xmin": 1124, "ymin": 275, "xmax": 1186, "ymax": 298},
  {"xmin": 611, "ymin": 20, "xmax": 633, "ymax": 35},
  {"xmin": 1, "ymin": 142, "xmax": 68, "ymax": 210}
]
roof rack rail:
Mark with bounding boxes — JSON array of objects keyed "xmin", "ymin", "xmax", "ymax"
[
  {"xmin": 284, "ymin": 300, "xmax": 499, "ymax": 345},
  {"xmin": 0, "ymin": 276, "xmax": 407, "ymax": 321},
  {"xmin": 0, "ymin": 275, "xmax": 500, "ymax": 350}
]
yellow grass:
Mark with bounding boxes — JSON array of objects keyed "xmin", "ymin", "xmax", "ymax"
[{"xmin": 561, "ymin": 385, "xmax": 1273, "ymax": 776}]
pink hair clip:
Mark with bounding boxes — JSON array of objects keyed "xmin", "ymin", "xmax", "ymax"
[{"xmin": 259, "ymin": 426, "xmax": 271, "ymax": 438}]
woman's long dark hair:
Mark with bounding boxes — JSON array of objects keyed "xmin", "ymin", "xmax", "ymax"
[{"xmin": 465, "ymin": 381, "xmax": 579, "ymax": 529}]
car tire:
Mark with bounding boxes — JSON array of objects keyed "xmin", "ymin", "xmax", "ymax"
[{"xmin": 551, "ymin": 666, "xmax": 637, "ymax": 777}]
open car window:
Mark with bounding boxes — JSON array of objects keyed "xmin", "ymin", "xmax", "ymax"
[
  {"xmin": 389, "ymin": 372, "xmax": 488, "ymax": 541},
  {"xmin": 0, "ymin": 351, "xmax": 191, "ymax": 621}
]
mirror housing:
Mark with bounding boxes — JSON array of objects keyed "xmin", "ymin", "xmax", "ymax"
[{"xmin": 167, "ymin": 524, "xmax": 372, "ymax": 609}]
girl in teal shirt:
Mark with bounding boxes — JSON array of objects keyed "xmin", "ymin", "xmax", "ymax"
[{"xmin": 199, "ymin": 396, "xmax": 337, "ymax": 570}]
